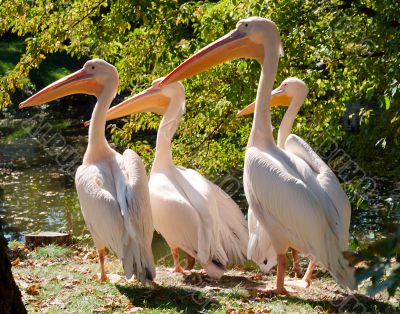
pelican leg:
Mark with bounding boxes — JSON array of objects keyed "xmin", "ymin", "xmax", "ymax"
[
  {"xmin": 286, "ymin": 258, "xmax": 314, "ymax": 288},
  {"xmin": 291, "ymin": 249, "xmax": 302, "ymax": 278},
  {"xmin": 274, "ymin": 253, "xmax": 288, "ymax": 294},
  {"xmin": 302, "ymin": 259, "xmax": 315, "ymax": 287},
  {"xmin": 98, "ymin": 248, "xmax": 107, "ymax": 282},
  {"xmin": 170, "ymin": 245, "xmax": 191, "ymax": 275},
  {"xmin": 185, "ymin": 252, "xmax": 196, "ymax": 270}
]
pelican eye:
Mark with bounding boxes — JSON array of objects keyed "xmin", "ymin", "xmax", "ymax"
[
  {"xmin": 91, "ymin": 66, "xmax": 95, "ymax": 70},
  {"xmin": 245, "ymin": 23, "xmax": 249, "ymax": 27}
]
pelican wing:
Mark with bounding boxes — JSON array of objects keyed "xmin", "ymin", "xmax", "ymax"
[
  {"xmin": 75, "ymin": 164, "xmax": 124, "ymax": 258},
  {"xmin": 244, "ymin": 147, "xmax": 355, "ymax": 289},
  {"xmin": 172, "ymin": 167, "xmax": 225, "ymax": 265},
  {"xmin": 119, "ymin": 149, "xmax": 156, "ymax": 281},
  {"xmin": 210, "ymin": 182, "xmax": 248, "ymax": 264},
  {"xmin": 149, "ymin": 171, "xmax": 200, "ymax": 257},
  {"xmin": 247, "ymin": 208, "xmax": 276, "ymax": 272},
  {"xmin": 285, "ymin": 134, "xmax": 351, "ymax": 243}
]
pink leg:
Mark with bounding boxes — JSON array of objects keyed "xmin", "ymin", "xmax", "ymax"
[
  {"xmin": 98, "ymin": 248, "xmax": 107, "ymax": 282},
  {"xmin": 185, "ymin": 252, "xmax": 195, "ymax": 270},
  {"xmin": 286, "ymin": 258, "xmax": 315, "ymax": 289},
  {"xmin": 302, "ymin": 259, "xmax": 315, "ymax": 287},
  {"xmin": 291, "ymin": 249, "xmax": 302, "ymax": 278},
  {"xmin": 170, "ymin": 246, "xmax": 191, "ymax": 275},
  {"xmin": 274, "ymin": 253, "xmax": 288, "ymax": 294}
]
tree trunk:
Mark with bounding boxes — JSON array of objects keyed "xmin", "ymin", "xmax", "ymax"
[
  {"xmin": 0, "ymin": 222, "xmax": 27, "ymax": 314},
  {"xmin": 25, "ymin": 231, "xmax": 71, "ymax": 249}
]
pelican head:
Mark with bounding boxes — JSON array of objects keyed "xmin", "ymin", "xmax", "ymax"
[
  {"xmin": 19, "ymin": 59, "xmax": 119, "ymax": 108},
  {"xmin": 237, "ymin": 77, "xmax": 308, "ymax": 117},
  {"xmin": 160, "ymin": 17, "xmax": 282, "ymax": 87},
  {"xmin": 273, "ymin": 77, "xmax": 308, "ymax": 99},
  {"xmin": 102, "ymin": 78, "xmax": 185, "ymax": 123}
]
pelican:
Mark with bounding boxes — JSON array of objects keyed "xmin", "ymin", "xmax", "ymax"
[
  {"xmin": 238, "ymin": 77, "xmax": 352, "ymax": 287},
  {"xmin": 159, "ymin": 17, "xmax": 356, "ymax": 293},
  {"xmin": 19, "ymin": 59, "xmax": 156, "ymax": 284},
  {"xmin": 239, "ymin": 87, "xmax": 301, "ymax": 278},
  {"xmin": 102, "ymin": 78, "xmax": 248, "ymax": 279}
]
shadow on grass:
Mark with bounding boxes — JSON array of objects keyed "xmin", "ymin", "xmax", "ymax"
[
  {"xmin": 183, "ymin": 272, "xmax": 262, "ymax": 290},
  {"xmin": 257, "ymin": 292, "xmax": 398, "ymax": 313},
  {"xmin": 116, "ymin": 284, "xmax": 218, "ymax": 313},
  {"xmin": 117, "ymin": 280, "xmax": 397, "ymax": 313},
  {"xmin": 328, "ymin": 293, "xmax": 398, "ymax": 313}
]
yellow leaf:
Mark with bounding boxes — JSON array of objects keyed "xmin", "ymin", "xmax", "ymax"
[
  {"xmin": 26, "ymin": 284, "xmax": 40, "ymax": 295},
  {"xmin": 11, "ymin": 257, "xmax": 20, "ymax": 266}
]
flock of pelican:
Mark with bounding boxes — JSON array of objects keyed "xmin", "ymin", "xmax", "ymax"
[{"xmin": 19, "ymin": 17, "xmax": 356, "ymax": 294}]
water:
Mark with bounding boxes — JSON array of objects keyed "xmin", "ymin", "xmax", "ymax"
[{"xmin": 0, "ymin": 165, "xmax": 84, "ymax": 241}]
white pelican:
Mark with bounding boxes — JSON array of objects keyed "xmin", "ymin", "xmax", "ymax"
[
  {"xmin": 238, "ymin": 88, "xmax": 301, "ymax": 278},
  {"xmin": 159, "ymin": 17, "xmax": 356, "ymax": 293},
  {"xmin": 103, "ymin": 78, "xmax": 248, "ymax": 279},
  {"xmin": 238, "ymin": 77, "xmax": 352, "ymax": 287},
  {"xmin": 19, "ymin": 59, "xmax": 156, "ymax": 284}
]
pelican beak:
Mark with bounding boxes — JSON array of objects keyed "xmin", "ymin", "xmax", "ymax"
[
  {"xmin": 236, "ymin": 89, "xmax": 292, "ymax": 117},
  {"xmin": 160, "ymin": 28, "xmax": 263, "ymax": 87},
  {"xmin": 236, "ymin": 101, "xmax": 255, "ymax": 117},
  {"xmin": 19, "ymin": 68, "xmax": 100, "ymax": 109},
  {"xmin": 104, "ymin": 86, "xmax": 170, "ymax": 122},
  {"xmin": 270, "ymin": 88, "xmax": 292, "ymax": 107}
]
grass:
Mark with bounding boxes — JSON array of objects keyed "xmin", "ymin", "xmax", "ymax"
[
  {"xmin": 1, "ymin": 127, "xmax": 31, "ymax": 143},
  {"xmin": 30, "ymin": 244, "xmax": 73, "ymax": 259},
  {"xmin": 9, "ymin": 243, "xmax": 400, "ymax": 313},
  {"xmin": 51, "ymin": 120, "xmax": 71, "ymax": 131}
]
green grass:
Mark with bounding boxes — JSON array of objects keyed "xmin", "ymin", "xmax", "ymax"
[
  {"xmin": 51, "ymin": 120, "xmax": 71, "ymax": 130},
  {"xmin": 221, "ymin": 284, "xmax": 250, "ymax": 299},
  {"xmin": 1, "ymin": 127, "xmax": 30, "ymax": 143},
  {"xmin": 30, "ymin": 244, "xmax": 73, "ymax": 259},
  {"xmin": 24, "ymin": 263, "xmax": 123, "ymax": 312}
]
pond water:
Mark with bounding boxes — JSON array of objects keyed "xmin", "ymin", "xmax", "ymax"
[
  {"xmin": 0, "ymin": 122, "xmax": 173, "ymax": 264},
  {"xmin": 1, "ymin": 119, "xmax": 399, "ymax": 264}
]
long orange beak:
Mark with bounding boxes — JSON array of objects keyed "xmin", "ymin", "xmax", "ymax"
[
  {"xmin": 160, "ymin": 28, "xmax": 263, "ymax": 87},
  {"xmin": 19, "ymin": 68, "xmax": 101, "ymax": 108},
  {"xmin": 86, "ymin": 86, "xmax": 170, "ymax": 126},
  {"xmin": 237, "ymin": 89, "xmax": 292, "ymax": 117}
]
